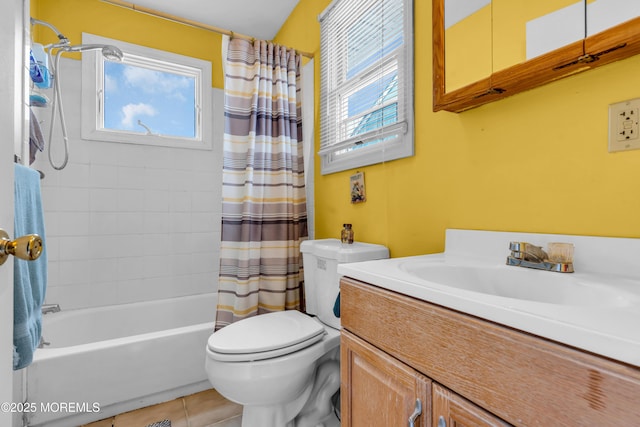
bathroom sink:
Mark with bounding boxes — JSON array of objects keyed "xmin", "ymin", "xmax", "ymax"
[
  {"xmin": 337, "ymin": 230, "xmax": 640, "ymax": 368},
  {"xmin": 398, "ymin": 260, "xmax": 636, "ymax": 307}
]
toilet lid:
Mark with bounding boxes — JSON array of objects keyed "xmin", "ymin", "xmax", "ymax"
[{"xmin": 207, "ymin": 310, "xmax": 326, "ymax": 362}]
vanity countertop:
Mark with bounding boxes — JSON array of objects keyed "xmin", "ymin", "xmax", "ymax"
[{"xmin": 337, "ymin": 229, "xmax": 640, "ymax": 368}]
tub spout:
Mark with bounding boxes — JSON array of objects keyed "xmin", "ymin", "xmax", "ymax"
[
  {"xmin": 41, "ymin": 303, "xmax": 61, "ymax": 314},
  {"xmin": 38, "ymin": 336, "xmax": 50, "ymax": 348}
]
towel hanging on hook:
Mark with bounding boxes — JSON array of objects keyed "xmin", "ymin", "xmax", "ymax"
[{"xmin": 29, "ymin": 108, "xmax": 45, "ymax": 166}]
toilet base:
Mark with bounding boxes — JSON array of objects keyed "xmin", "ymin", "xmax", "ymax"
[
  {"xmin": 242, "ymin": 408, "xmax": 340, "ymax": 427},
  {"xmin": 298, "ymin": 409, "xmax": 340, "ymax": 427},
  {"xmin": 240, "ymin": 351, "xmax": 341, "ymax": 427},
  {"xmin": 240, "ymin": 378, "xmax": 313, "ymax": 427},
  {"xmin": 295, "ymin": 358, "xmax": 340, "ymax": 427},
  {"xmin": 318, "ymin": 412, "xmax": 340, "ymax": 427}
]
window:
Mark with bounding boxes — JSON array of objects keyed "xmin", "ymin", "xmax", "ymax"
[
  {"xmin": 81, "ymin": 33, "xmax": 212, "ymax": 150},
  {"xmin": 319, "ymin": 0, "xmax": 414, "ymax": 174}
]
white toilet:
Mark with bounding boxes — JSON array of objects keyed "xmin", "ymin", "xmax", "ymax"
[{"xmin": 205, "ymin": 239, "xmax": 389, "ymax": 427}]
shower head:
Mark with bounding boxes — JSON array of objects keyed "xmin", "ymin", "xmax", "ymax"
[
  {"xmin": 62, "ymin": 44, "xmax": 124, "ymax": 61},
  {"xmin": 101, "ymin": 46, "xmax": 124, "ymax": 61}
]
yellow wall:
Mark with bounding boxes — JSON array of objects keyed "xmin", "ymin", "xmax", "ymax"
[
  {"xmin": 276, "ymin": 0, "xmax": 640, "ymax": 257},
  {"xmin": 32, "ymin": 0, "xmax": 640, "ymax": 258},
  {"xmin": 31, "ymin": 0, "xmax": 225, "ymax": 88}
]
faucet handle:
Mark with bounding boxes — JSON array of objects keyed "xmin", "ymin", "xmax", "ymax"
[
  {"xmin": 509, "ymin": 241, "xmax": 522, "ymax": 252},
  {"xmin": 509, "ymin": 241, "xmax": 547, "ymax": 262},
  {"xmin": 547, "ymin": 242, "xmax": 574, "ymax": 263}
]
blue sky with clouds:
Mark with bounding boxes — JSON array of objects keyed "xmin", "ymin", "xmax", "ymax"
[{"xmin": 103, "ymin": 61, "xmax": 196, "ymax": 138}]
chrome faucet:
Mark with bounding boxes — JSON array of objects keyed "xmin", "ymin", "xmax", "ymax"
[
  {"xmin": 38, "ymin": 336, "xmax": 50, "ymax": 348},
  {"xmin": 506, "ymin": 242, "xmax": 574, "ymax": 273},
  {"xmin": 41, "ymin": 303, "xmax": 61, "ymax": 314}
]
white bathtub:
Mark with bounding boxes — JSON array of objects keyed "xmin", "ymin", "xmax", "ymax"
[{"xmin": 25, "ymin": 293, "xmax": 217, "ymax": 427}]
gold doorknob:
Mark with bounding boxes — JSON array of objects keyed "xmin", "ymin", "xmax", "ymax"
[{"xmin": 0, "ymin": 228, "xmax": 43, "ymax": 266}]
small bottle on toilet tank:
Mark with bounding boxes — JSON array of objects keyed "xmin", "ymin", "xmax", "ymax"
[{"xmin": 341, "ymin": 223, "xmax": 354, "ymax": 244}]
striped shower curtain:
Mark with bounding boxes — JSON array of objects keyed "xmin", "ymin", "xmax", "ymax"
[{"xmin": 215, "ymin": 37, "xmax": 308, "ymax": 330}]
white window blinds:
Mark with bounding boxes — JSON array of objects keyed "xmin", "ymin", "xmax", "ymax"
[{"xmin": 319, "ymin": 0, "xmax": 414, "ymax": 175}]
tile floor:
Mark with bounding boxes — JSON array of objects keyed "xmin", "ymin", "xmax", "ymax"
[{"xmin": 82, "ymin": 389, "xmax": 242, "ymax": 427}]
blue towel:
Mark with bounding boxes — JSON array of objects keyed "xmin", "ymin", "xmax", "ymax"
[{"xmin": 13, "ymin": 164, "xmax": 47, "ymax": 370}]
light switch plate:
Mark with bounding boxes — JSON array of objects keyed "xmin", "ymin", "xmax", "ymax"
[{"xmin": 609, "ymin": 98, "xmax": 640, "ymax": 153}]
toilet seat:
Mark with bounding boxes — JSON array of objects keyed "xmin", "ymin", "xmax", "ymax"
[{"xmin": 207, "ymin": 310, "xmax": 326, "ymax": 362}]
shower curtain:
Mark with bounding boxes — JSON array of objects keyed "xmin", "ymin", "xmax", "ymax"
[{"xmin": 215, "ymin": 37, "xmax": 308, "ymax": 330}]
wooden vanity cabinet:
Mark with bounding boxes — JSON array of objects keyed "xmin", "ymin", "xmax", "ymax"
[
  {"xmin": 341, "ymin": 331, "xmax": 430, "ymax": 427},
  {"xmin": 339, "ymin": 277, "xmax": 640, "ymax": 426},
  {"xmin": 342, "ymin": 330, "xmax": 509, "ymax": 427}
]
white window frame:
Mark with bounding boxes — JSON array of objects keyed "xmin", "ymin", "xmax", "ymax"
[
  {"xmin": 81, "ymin": 33, "xmax": 213, "ymax": 150},
  {"xmin": 319, "ymin": 0, "xmax": 414, "ymax": 175}
]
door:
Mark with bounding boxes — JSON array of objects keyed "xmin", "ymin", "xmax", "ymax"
[
  {"xmin": 341, "ymin": 330, "xmax": 430, "ymax": 427},
  {"xmin": 0, "ymin": 0, "xmax": 24, "ymax": 423},
  {"xmin": 432, "ymin": 383, "xmax": 512, "ymax": 427}
]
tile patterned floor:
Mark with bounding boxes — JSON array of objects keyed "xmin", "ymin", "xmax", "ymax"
[{"xmin": 82, "ymin": 389, "xmax": 242, "ymax": 427}]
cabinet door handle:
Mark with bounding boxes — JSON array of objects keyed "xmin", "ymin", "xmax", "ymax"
[
  {"xmin": 437, "ymin": 415, "xmax": 447, "ymax": 427},
  {"xmin": 408, "ymin": 399, "xmax": 422, "ymax": 427}
]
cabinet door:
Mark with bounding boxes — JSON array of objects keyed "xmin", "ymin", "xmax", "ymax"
[
  {"xmin": 587, "ymin": 0, "xmax": 640, "ymax": 36},
  {"xmin": 443, "ymin": 0, "xmax": 492, "ymax": 93},
  {"xmin": 341, "ymin": 331, "xmax": 430, "ymax": 427},
  {"xmin": 432, "ymin": 383, "xmax": 511, "ymax": 427}
]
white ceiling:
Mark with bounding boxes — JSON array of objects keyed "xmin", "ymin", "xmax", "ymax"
[{"xmin": 129, "ymin": 0, "xmax": 301, "ymax": 41}]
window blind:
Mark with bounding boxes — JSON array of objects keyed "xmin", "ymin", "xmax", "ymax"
[{"xmin": 319, "ymin": 0, "xmax": 413, "ymax": 174}]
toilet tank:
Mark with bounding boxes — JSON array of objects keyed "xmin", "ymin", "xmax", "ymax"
[{"xmin": 300, "ymin": 239, "xmax": 389, "ymax": 329}]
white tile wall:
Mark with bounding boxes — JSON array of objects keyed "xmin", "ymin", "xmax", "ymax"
[{"xmin": 31, "ymin": 57, "xmax": 223, "ymax": 310}]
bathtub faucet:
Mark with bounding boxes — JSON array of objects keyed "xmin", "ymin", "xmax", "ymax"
[{"xmin": 41, "ymin": 303, "xmax": 61, "ymax": 314}]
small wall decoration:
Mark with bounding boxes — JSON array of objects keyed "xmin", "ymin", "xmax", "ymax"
[{"xmin": 350, "ymin": 171, "xmax": 366, "ymax": 204}]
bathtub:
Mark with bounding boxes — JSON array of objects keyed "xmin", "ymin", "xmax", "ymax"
[{"xmin": 25, "ymin": 293, "xmax": 217, "ymax": 427}]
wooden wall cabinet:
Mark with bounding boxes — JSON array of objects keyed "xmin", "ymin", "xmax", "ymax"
[
  {"xmin": 339, "ymin": 277, "xmax": 640, "ymax": 426},
  {"xmin": 434, "ymin": 0, "xmax": 640, "ymax": 113}
]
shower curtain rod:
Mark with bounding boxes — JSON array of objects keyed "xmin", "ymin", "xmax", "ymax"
[{"xmin": 100, "ymin": 0, "xmax": 314, "ymax": 58}]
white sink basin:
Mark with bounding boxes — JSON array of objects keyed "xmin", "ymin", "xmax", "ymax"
[
  {"xmin": 397, "ymin": 260, "xmax": 638, "ymax": 307},
  {"xmin": 337, "ymin": 229, "xmax": 640, "ymax": 368}
]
